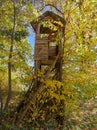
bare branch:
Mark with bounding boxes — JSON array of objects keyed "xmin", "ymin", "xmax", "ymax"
[{"xmin": 38, "ymin": 4, "xmax": 64, "ymax": 16}]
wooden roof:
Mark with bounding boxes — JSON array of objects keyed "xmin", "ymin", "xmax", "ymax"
[
  {"xmin": 39, "ymin": 11, "xmax": 65, "ymax": 24},
  {"xmin": 31, "ymin": 11, "xmax": 65, "ymax": 34}
]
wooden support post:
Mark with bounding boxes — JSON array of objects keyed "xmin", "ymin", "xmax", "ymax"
[
  {"xmin": 37, "ymin": 23, "xmax": 40, "ymax": 35},
  {"xmin": 34, "ymin": 60, "xmax": 41, "ymax": 89}
]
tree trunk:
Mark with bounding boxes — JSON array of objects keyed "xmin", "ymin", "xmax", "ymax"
[
  {"xmin": 4, "ymin": 0, "xmax": 16, "ymax": 111},
  {"xmin": 0, "ymin": 86, "xmax": 3, "ymax": 110}
]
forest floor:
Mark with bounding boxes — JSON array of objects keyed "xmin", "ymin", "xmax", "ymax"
[
  {"xmin": 1, "ymin": 88, "xmax": 97, "ymax": 130},
  {"xmin": 68, "ymin": 97, "xmax": 97, "ymax": 130}
]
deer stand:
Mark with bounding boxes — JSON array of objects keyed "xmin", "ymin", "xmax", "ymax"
[
  {"xmin": 15, "ymin": 11, "xmax": 65, "ymax": 130},
  {"xmin": 31, "ymin": 11, "xmax": 65, "ymax": 130}
]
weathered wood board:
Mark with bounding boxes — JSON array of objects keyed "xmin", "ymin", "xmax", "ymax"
[
  {"xmin": 49, "ymin": 46, "xmax": 57, "ymax": 57},
  {"xmin": 34, "ymin": 36, "xmax": 49, "ymax": 60}
]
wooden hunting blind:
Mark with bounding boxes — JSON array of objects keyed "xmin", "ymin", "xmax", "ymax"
[
  {"xmin": 31, "ymin": 11, "xmax": 65, "ymax": 84},
  {"xmin": 15, "ymin": 11, "xmax": 65, "ymax": 129}
]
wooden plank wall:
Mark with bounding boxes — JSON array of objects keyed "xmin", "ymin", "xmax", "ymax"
[
  {"xmin": 49, "ymin": 46, "xmax": 57, "ymax": 58},
  {"xmin": 34, "ymin": 36, "xmax": 49, "ymax": 60}
]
